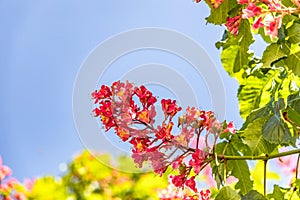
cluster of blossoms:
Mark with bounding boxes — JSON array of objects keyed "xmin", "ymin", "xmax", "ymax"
[
  {"xmin": 196, "ymin": 0, "xmax": 300, "ymax": 39},
  {"xmin": 158, "ymin": 175, "xmax": 210, "ymax": 200},
  {"xmin": 0, "ymin": 156, "xmax": 32, "ymax": 200},
  {"xmin": 92, "ymin": 81, "xmax": 236, "ymax": 197}
]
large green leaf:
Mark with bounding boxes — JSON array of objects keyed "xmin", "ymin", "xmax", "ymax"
[
  {"xmin": 243, "ymin": 117, "xmax": 277, "ymax": 156},
  {"xmin": 261, "ymin": 44, "xmax": 286, "ymax": 67},
  {"xmin": 240, "ymin": 99, "xmax": 273, "ymax": 131},
  {"xmin": 262, "ymin": 114, "xmax": 293, "ymax": 144},
  {"xmin": 287, "ymin": 23, "xmax": 300, "ymax": 44},
  {"xmin": 220, "ymin": 20, "xmax": 254, "ymax": 78},
  {"xmin": 238, "ymin": 20, "xmax": 254, "ymax": 52},
  {"xmin": 205, "ymin": 0, "xmax": 239, "ymax": 25},
  {"xmin": 230, "ymin": 134, "xmax": 251, "ymax": 156},
  {"xmin": 262, "ymin": 98, "xmax": 294, "ymax": 145},
  {"xmin": 226, "ymin": 144, "xmax": 253, "ymax": 195},
  {"xmin": 221, "ymin": 45, "xmax": 245, "ymax": 76},
  {"xmin": 215, "ymin": 186, "xmax": 241, "ymax": 200},
  {"xmin": 213, "ymin": 141, "xmax": 253, "ymax": 194},
  {"xmin": 284, "ymin": 52, "xmax": 300, "ymax": 76},
  {"xmin": 238, "ymin": 70, "xmax": 279, "ymax": 119}
]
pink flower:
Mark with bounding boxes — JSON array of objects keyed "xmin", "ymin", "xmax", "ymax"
[
  {"xmin": 185, "ymin": 176, "xmax": 197, "ymax": 192},
  {"xmin": 225, "ymin": 15, "xmax": 242, "ymax": 35},
  {"xmin": 242, "ymin": 3, "xmax": 262, "ymax": 19},
  {"xmin": 253, "ymin": 16, "xmax": 264, "ymax": 29},
  {"xmin": 6, "ymin": 178, "xmax": 19, "ymax": 188},
  {"xmin": 0, "ymin": 156, "xmax": 12, "ymax": 181},
  {"xmin": 156, "ymin": 122, "xmax": 174, "ymax": 140},
  {"xmin": 189, "ymin": 149, "xmax": 205, "ymax": 174},
  {"xmin": 200, "ymin": 189, "xmax": 211, "ymax": 200},
  {"xmin": 264, "ymin": 15, "xmax": 282, "ymax": 39},
  {"xmin": 161, "ymin": 99, "xmax": 182, "ymax": 118},
  {"xmin": 224, "ymin": 121, "xmax": 236, "ymax": 134},
  {"xmin": 91, "ymin": 85, "xmax": 112, "ymax": 103},
  {"xmin": 171, "ymin": 174, "xmax": 186, "ymax": 188},
  {"xmin": 268, "ymin": 0, "xmax": 282, "ymax": 12},
  {"xmin": 14, "ymin": 192, "xmax": 27, "ymax": 200},
  {"xmin": 131, "ymin": 153, "xmax": 148, "ymax": 168},
  {"xmin": 238, "ymin": 0, "xmax": 251, "ymax": 4},
  {"xmin": 94, "ymin": 101, "xmax": 116, "ymax": 131},
  {"xmin": 24, "ymin": 178, "xmax": 34, "ymax": 191},
  {"xmin": 134, "ymin": 85, "xmax": 157, "ymax": 108},
  {"xmin": 260, "ymin": 0, "xmax": 271, "ymax": 4}
]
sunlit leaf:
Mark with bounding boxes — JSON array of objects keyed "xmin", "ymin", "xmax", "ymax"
[
  {"xmin": 215, "ymin": 186, "xmax": 241, "ymax": 200},
  {"xmin": 242, "ymin": 190, "xmax": 266, "ymax": 200}
]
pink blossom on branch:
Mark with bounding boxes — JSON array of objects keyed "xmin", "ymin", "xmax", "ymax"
[
  {"xmin": 242, "ymin": 3, "xmax": 263, "ymax": 19},
  {"xmin": 224, "ymin": 121, "xmax": 236, "ymax": 134},
  {"xmin": 264, "ymin": 15, "xmax": 282, "ymax": 39},
  {"xmin": 161, "ymin": 99, "xmax": 182, "ymax": 119},
  {"xmin": 92, "ymin": 81, "xmax": 237, "ymax": 194},
  {"xmin": 238, "ymin": 0, "xmax": 251, "ymax": 4},
  {"xmin": 0, "ymin": 156, "xmax": 12, "ymax": 181},
  {"xmin": 225, "ymin": 15, "xmax": 242, "ymax": 36}
]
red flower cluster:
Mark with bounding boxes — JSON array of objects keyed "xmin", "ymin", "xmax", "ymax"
[
  {"xmin": 159, "ymin": 175, "xmax": 211, "ymax": 200},
  {"xmin": 225, "ymin": 15, "xmax": 242, "ymax": 36},
  {"xmin": 161, "ymin": 99, "xmax": 182, "ymax": 118},
  {"xmin": 224, "ymin": 0, "xmax": 299, "ymax": 39},
  {"xmin": 196, "ymin": 0, "xmax": 299, "ymax": 39},
  {"xmin": 92, "ymin": 81, "xmax": 237, "ymax": 195}
]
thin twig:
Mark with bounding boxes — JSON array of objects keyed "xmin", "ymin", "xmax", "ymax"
[{"xmin": 264, "ymin": 160, "xmax": 268, "ymax": 196}]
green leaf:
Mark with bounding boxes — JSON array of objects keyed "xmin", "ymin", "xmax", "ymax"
[
  {"xmin": 262, "ymin": 44, "xmax": 286, "ymax": 67},
  {"xmin": 212, "ymin": 142, "xmax": 232, "ymax": 188},
  {"xmin": 286, "ymin": 106, "xmax": 300, "ymax": 126},
  {"xmin": 262, "ymin": 114, "xmax": 293, "ymax": 145},
  {"xmin": 241, "ymin": 99, "xmax": 273, "ymax": 131},
  {"xmin": 243, "ymin": 117, "xmax": 277, "ymax": 156},
  {"xmin": 238, "ymin": 70, "xmax": 279, "ymax": 119},
  {"xmin": 267, "ymin": 185, "xmax": 286, "ymax": 200},
  {"xmin": 284, "ymin": 52, "xmax": 300, "ymax": 76},
  {"xmin": 285, "ymin": 91, "xmax": 300, "ymax": 127},
  {"xmin": 230, "ymin": 134, "xmax": 251, "ymax": 156},
  {"xmin": 238, "ymin": 20, "xmax": 254, "ymax": 53},
  {"xmin": 215, "ymin": 186, "xmax": 241, "ymax": 200},
  {"xmin": 287, "ymin": 23, "xmax": 300, "ymax": 44},
  {"xmin": 242, "ymin": 190, "xmax": 266, "ymax": 200},
  {"xmin": 226, "ymin": 144, "xmax": 253, "ymax": 194},
  {"xmin": 288, "ymin": 92, "xmax": 300, "ymax": 112},
  {"xmin": 205, "ymin": 0, "xmax": 239, "ymax": 25},
  {"xmin": 282, "ymin": 0, "xmax": 295, "ymax": 7},
  {"xmin": 221, "ymin": 45, "xmax": 245, "ymax": 75},
  {"xmin": 220, "ymin": 20, "xmax": 254, "ymax": 78}
]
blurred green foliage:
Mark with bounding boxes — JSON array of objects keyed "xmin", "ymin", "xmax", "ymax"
[{"xmin": 28, "ymin": 151, "xmax": 167, "ymax": 200}]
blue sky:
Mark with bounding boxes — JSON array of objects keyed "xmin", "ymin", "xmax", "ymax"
[{"xmin": 0, "ymin": 0, "xmax": 251, "ymax": 180}]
